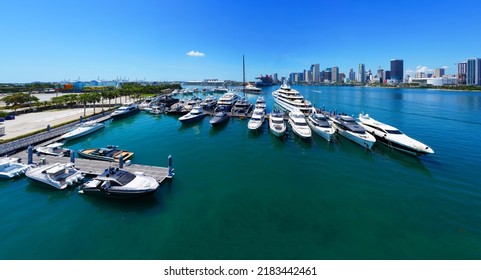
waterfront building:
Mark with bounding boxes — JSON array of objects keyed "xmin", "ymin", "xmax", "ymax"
[
  {"xmin": 358, "ymin": 64, "xmax": 366, "ymax": 83},
  {"xmin": 348, "ymin": 68, "xmax": 356, "ymax": 81},
  {"xmin": 339, "ymin": 73, "xmax": 345, "ymax": 83},
  {"xmin": 390, "ymin": 59, "xmax": 404, "ymax": 83},
  {"xmin": 311, "ymin": 64, "xmax": 320, "ymax": 83},
  {"xmin": 377, "ymin": 68, "xmax": 384, "ymax": 83},
  {"xmin": 467, "ymin": 58, "xmax": 481, "ymax": 86},
  {"xmin": 273, "ymin": 73, "xmax": 279, "ymax": 83},
  {"xmin": 458, "ymin": 62, "xmax": 467, "ymax": 85},
  {"xmin": 323, "ymin": 68, "xmax": 332, "ymax": 83},
  {"xmin": 332, "ymin": 67, "xmax": 339, "ymax": 83},
  {"xmin": 304, "ymin": 69, "xmax": 312, "ymax": 83},
  {"xmin": 383, "ymin": 70, "xmax": 391, "ymax": 83},
  {"xmin": 434, "ymin": 68, "xmax": 445, "ymax": 78}
]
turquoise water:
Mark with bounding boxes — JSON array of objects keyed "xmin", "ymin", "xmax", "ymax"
[{"xmin": 1, "ymin": 86, "xmax": 481, "ymax": 259}]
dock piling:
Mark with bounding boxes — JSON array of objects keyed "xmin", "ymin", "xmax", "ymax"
[
  {"xmin": 119, "ymin": 155, "xmax": 124, "ymax": 169},
  {"xmin": 27, "ymin": 145, "xmax": 33, "ymax": 164},
  {"xmin": 167, "ymin": 155, "xmax": 174, "ymax": 178},
  {"xmin": 70, "ymin": 149, "xmax": 75, "ymax": 164}
]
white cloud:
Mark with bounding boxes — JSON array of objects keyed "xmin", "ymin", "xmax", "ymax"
[
  {"xmin": 416, "ymin": 65, "xmax": 433, "ymax": 73},
  {"xmin": 442, "ymin": 66, "xmax": 449, "ymax": 69},
  {"xmin": 186, "ymin": 50, "xmax": 205, "ymax": 57}
]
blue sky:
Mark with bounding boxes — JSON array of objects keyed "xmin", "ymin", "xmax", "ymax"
[{"xmin": 1, "ymin": 0, "xmax": 480, "ymax": 83}]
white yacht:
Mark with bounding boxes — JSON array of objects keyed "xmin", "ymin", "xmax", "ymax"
[
  {"xmin": 269, "ymin": 110, "xmax": 286, "ymax": 137},
  {"xmin": 199, "ymin": 95, "xmax": 217, "ymax": 108},
  {"xmin": 272, "ymin": 83, "xmax": 313, "ymax": 115},
  {"xmin": 245, "ymin": 84, "xmax": 262, "ymax": 93},
  {"xmin": 0, "ymin": 157, "xmax": 30, "ymax": 179},
  {"xmin": 288, "ymin": 110, "xmax": 312, "ymax": 139},
  {"xmin": 328, "ymin": 114, "xmax": 376, "ymax": 149},
  {"xmin": 216, "ymin": 92, "xmax": 240, "ymax": 110},
  {"xmin": 247, "ymin": 108, "xmax": 265, "ymax": 130},
  {"xmin": 306, "ymin": 109, "xmax": 336, "ymax": 142},
  {"xmin": 35, "ymin": 142, "xmax": 70, "ymax": 157},
  {"xmin": 358, "ymin": 113, "xmax": 434, "ymax": 155},
  {"xmin": 179, "ymin": 105, "xmax": 207, "ymax": 123},
  {"xmin": 26, "ymin": 162, "xmax": 84, "ymax": 190},
  {"xmin": 79, "ymin": 167, "xmax": 159, "ymax": 198},
  {"xmin": 111, "ymin": 103, "xmax": 139, "ymax": 119},
  {"xmin": 255, "ymin": 96, "xmax": 266, "ymax": 110},
  {"xmin": 60, "ymin": 120, "xmax": 105, "ymax": 140}
]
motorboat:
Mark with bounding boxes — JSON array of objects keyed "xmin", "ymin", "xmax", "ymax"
[
  {"xmin": 78, "ymin": 167, "xmax": 159, "ymax": 198},
  {"xmin": 200, "ymin": 95, "xmax": 217, "ymax": 109},
  {"xmin": 78, "ymin": 145, "xmax": 134, "ymax": 162},
  {"xmin": 255, "ymin": 96, "xmax": 266, "ymax": 110},
  {"xmin": 26, "ymin": 162, "xmax": 84, "ymax": 190},
  {"xmin": 288, "ymin": 110, "xmax": 311, "ymax": 138},
  {"xmin": 358, "ymin": 113, "xmax": 434, "ymax": 155},
  {"xmin": 110, "ymin": 103, "xmax": 139, "ymax": 119},
  {"xmin": 183, "ymin": 97, "xmax": 202, "ymax": 111},
  {"xmin": 178, "ymin": 105, "xmax": 207, "ymax": 123},
  {"xmin": 0, "ymin": 157, "xmax": 30, "ymax": 179},
  {"xmin": 269, "ymin": 109, "xmax": 286, "ymax": 137},
  {"xmin": 213, "ymin": 86, "xmax": 229, "ymax": 93},
  {"xmin": 60, "ymin": 120, "xmax": 105, "ymax": 140},
  {"xmin": 210, "ymin": 106, "xmax": 229, "ymax": 126},
  {"xmin": 306, "ymin": 109, "xmax": 335, "ymax": 142},
  {"xmin": 150, "ymin": 104, "xmax": 166, "ymax": 115},
  {"xmin": 216, "ymin": 92, "xmax": 240, "ymax": 111},
  {"xmin": 247, "ymin": 108, "xmax": 265, "ymax": 130},
  {"xmin": 272, "ymin": 83, "xmax": 313, "ymax": 115},
  {"xmin": 328, "ymin": 114, "xmax": 376, "ymax": 149},
  {"xmin": 244, "ymin": 84, "xmax": 262, "ymax": 93},
  {"xmin": 231, "ymin": 98, "xmax": 253, "ymax": 116},
  {"xmin": 35, "ymin": 142, "xmax": 70, "ymax": 157},
  {"xmin": 167, "ymin": 100, "xmax": 187, "ymax": 115}
]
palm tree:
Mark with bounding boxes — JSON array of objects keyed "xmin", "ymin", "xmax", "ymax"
[
  {"xmin": 78, "ymin": 93, "xmax": 91, "ymax": 116},
  {"xmin": 89, "ymin": 92, "xmax": 101, "ymax": 114}
]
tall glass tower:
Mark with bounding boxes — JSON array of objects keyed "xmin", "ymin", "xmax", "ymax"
[{"xmin": 390, "ymin": 59, "xmax": 404, "ymax": 83}]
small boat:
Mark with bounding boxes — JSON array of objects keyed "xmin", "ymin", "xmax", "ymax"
[
  {"xmin": 248, "ymin": 108, "xmax": 265, "ymax": 130},
  {"xmin": 210, "ymin": 106, "xmax": 229, "ymax": 126},
  {"xmin": 328, "ymin": 114, "xmax": 376, "ymax": 149},
  {"xmin": 110, "ymin": 103, "xmax": 140, "ymax": 120},
  {"xmin": 358, "ymin": 113, "xmax": 434, "ymax": 155},
  {"xmin": 245, "ymin": 84, "xmax": 262, "ymax": 93},
  {"xmin": 35, "ymin": 142, "xmax": 70, "ymax": 157},
  {"xmin": 179, "ymin": 105, "xmax": 207, "ymax": 123},
  {"xmin": 288, "ymin": 110, "xmax": 312, "ymax": 139},
  {"xmin": 0, "ymin": 157, "xmax": 30, "ymax": 179},
  {"xmin": 78, "ymin": 167, "xmax": 159, "ymax": 198},
  {"xmin": 269, "ymin": 109, "xmax": 286, "ymax": 137},
  {"xmin": 306, "ymin": 109, "xmax": 335, "ymax": 141},
  {"xmin": 26, "ymin": 162, "xmax": 84, "ymax": 190},
  {"xmin": 60, "ymin": 120, "xmax": 105, "ymax": 140},
  {"xmin": 78, "ymin": 145, "xmax": 134, "ymax": 162}
]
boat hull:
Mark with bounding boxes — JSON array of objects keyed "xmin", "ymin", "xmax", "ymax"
[
  {"xmin": 78, "ymin": 149, "xmax": 134, "ymax": 162},
  {"xmin": 333, "ymin": 124, "xmax": 376, "ymax": 149},
  {"xmin": 210, "ymin": 114, "xmax": 229, "ymax": 126},
  {"xmin": 179, "ymin": 114, "xmax": 206, "ymax": 123},
  {"xmin": 80, "ymin": 188, "xmax": 157, "ymax": 199},
  {"xmin": 111, "ymin": 108, "xmax": 140, "ymax": 120},
  {"xmin": 306, "ymin": 118, "xmax": 335, "ymax": 141},
  {"xmin": 61, "ymin": 124, "xmax": 104, "ymax": 140}
]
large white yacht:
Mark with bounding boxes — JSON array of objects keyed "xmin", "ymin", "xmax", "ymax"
[
  {"xmin": 358, "ymin": 113, "xmax": 434, "ymax": 156},
  {"xmin": 269, "ymin": 109, "xmax": 286, "ymax": 137},
  {"xmin": 0, "ymin": 157, "xmax": 30, "ymax": 179},
  {"xmin": 111, "ymin": 103, "xmax": 139, "ymax": 120},
  {"xmin": 79, "ymin": 167, "xmax": 159, "ymax": 198},
  {"xmin": 60, "ymin": 120, "xmax": 105, "ymax": 140},
  {"xmin": 328, "ymin": 114, "xmax": 376, "ymax": 149},
  {"xmin": 26, "ymin": 162, "xmax": 84, "ymax": 190},
  {"xmin": 306, "ymin": 109, "xmax": 335, "ymax": 142},
  {"xmin": 216, "ymin": 92, "xmax": 240, "ymax": 110},
  {"xmin": 272, "ymin": 83, "xmax": 313, "ymax": 115},
  {"xmin": 248, "ymin": 108, "xmax": 265, "ymax": 130},
  {"xmin": 288, "ymin": 110, "xmax": 312, "ymax": 139}
]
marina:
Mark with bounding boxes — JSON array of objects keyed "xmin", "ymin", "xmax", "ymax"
[{"xmin": 1, "ymin": 85, "xmax": 481, "ymax": 260}]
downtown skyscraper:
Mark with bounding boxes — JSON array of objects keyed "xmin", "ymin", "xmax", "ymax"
[
  {"xmin": 390, "ymin": 59, "xmax": 404, "ymax": 83},
  {"xmin": 358, "ymin": 63, "xmax": 366, "ymax": 83}
]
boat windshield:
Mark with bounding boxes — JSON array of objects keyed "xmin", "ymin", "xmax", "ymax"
[
  {"xmin": 272, "ymin": 119, "xmax": 284, "ymax": 124},
  {"xmin": 386, "ymin": 129, "xmax": 403, "ymax": 134}
]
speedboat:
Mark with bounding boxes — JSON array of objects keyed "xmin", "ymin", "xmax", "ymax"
[
  {"xmin": 110, "ymin": 103, "xmax": 139, "ymax": 120},
  {"xmin": 210, "ymin": 106, "xmax": 229, "ymax": 126},
  {"xmin": 216, "ymin": 92, "xmax": 240, "ymax": 111},
  {"xmin": 247, "ymin": 108, "xmax": 265, "ymax": 130},
  {"xmin": 78, "ymin": 167, "xmax": 159, "ymax": 198},
  {"xmin": 288, "ymin": 110, "xmax": 312, "ymax": 138},
  {"xmin": 358, "ymin": 113, "xmax": 434, "ymax": 155},
  {"xmin": 60, "ymin": 120, "xmax": 105, "ymax": 140},
  {"xmin": 26, "ymin": 162, "xmax": 84, "ymax": 190},
  {"xmin": 179, "ymin": 105, "xmax": 207, "ymax": 123},
  {"xmin": 0, "ymin": 157, "xmax": 30, "ymax": 179},
  {"xmin": 272, "ymin": 83, "xmax": 313, "ymax": 115},
  {"xmin": 35, "ymin": 142, "xmax": 70, "ymax": 157},
  {"xmin": 269, "ymin": 109, "xmax": 286, "ymax": 137},
  {"xmin": 306, "ymin": 109, "xmax": 335, "ymax": 141},
  {"xmin": 78, "ymin": 145, "xmax": 134, "ymax": 162},
  {"xmin": 328, "ymin": 114, "xmax": 376, "ymax": 149}
]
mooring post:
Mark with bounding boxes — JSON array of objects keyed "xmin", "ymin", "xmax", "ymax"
[
  {"xmin": 27, "ymin": 145, "xmax": 33, "ymax": 165},
  {"xmin": 119, "ymin": 154, "xmax": 124, "ymax": 169},
  {"xmin": 47, "ymin": 124, "xmax": 50, "ymax": 132},
  {"xmin": 80, "ymin": 115, "xmax": 83, "ymax": 123},
  {"xmin": 168, "ymin": 154, "xmax": 174, "ymax": 178},
  {"xmin": 70, "ymin": 149, "xmax": 75, "ymax": 164}
]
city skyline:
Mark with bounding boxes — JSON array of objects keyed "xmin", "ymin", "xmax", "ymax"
[{"xmin": 1, "ymin": 0, "xmax": 481, "ymax": 83}]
